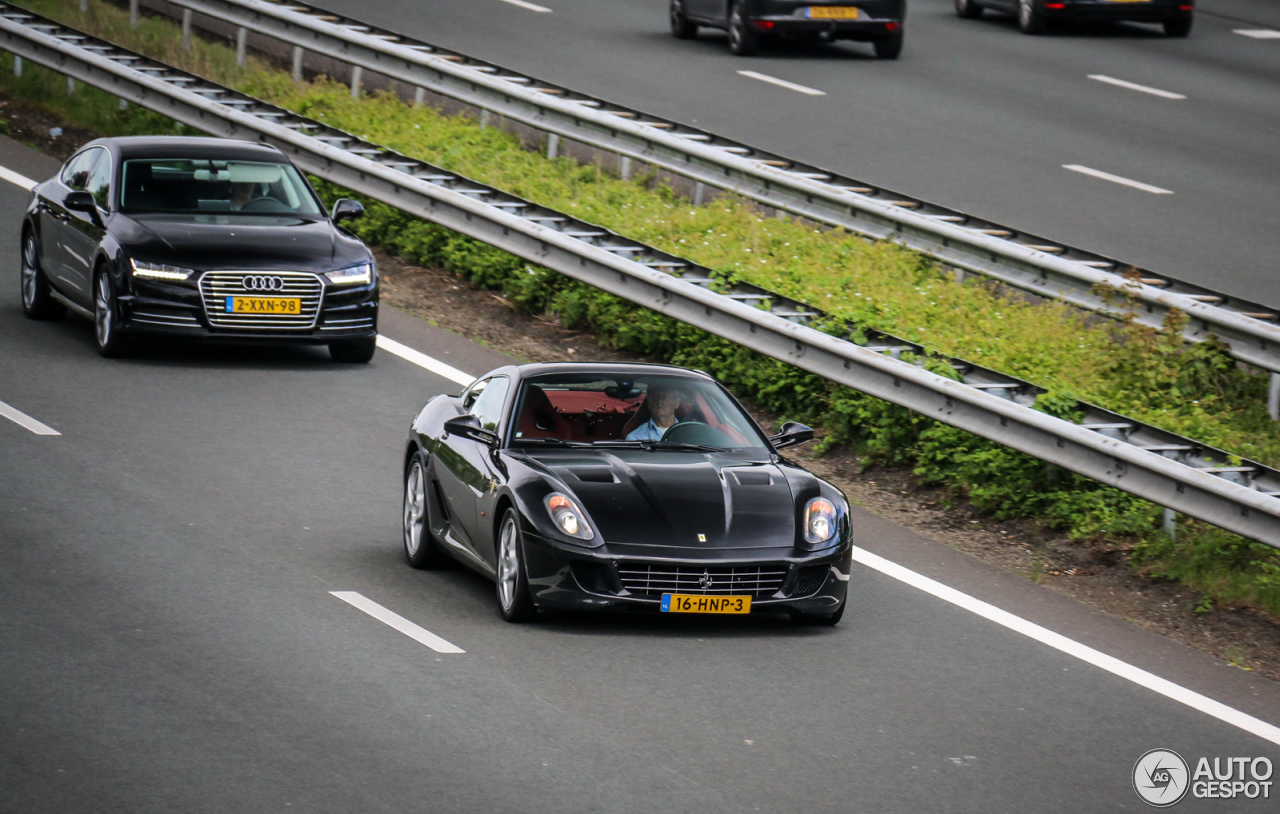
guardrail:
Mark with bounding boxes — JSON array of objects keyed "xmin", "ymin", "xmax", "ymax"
[
  {"xmin": 129, "ymin": 0, "xmax": 1280, "ymax": 417},
  {"xmin": 5, "ymin": 4, "xmax": 1280, "ymax": 546}
]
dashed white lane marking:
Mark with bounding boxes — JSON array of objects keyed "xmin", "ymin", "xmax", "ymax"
[
  {"xmin": 1235, "ymin": 29, "xmax": 1280, "ymax": 39},
  {"xmin": 496, "ymin": 0, "xmax": 552, "ymax": 12},
  {"xmin": 736, "ymin": 71, "xmax": 826, "ymax": 96},
  {"xmin": 0, "ymin": 399, "xmax": 60, "ymax": 436},
  {"xmin": 0, "ymin": 164, "xmax": 37, "ymax": 191},
  {"xmin": 1088, "ymin": 74, "xmax": 1186, "ymax": 100},
  {"xmin": 1063, "ymin": 164, "xmax": 1174, "ymax": 194},
  {"xmin": 385, "ymin": 272, "xmax": 1280, "ymax": 742},
  {"xmin": 851, "ymin": 547, "xmax": 1280, "ymax": 746},
  {"xmin": 331, "ymin": 591, "xmax": 465, "ymax": 654},
  {"xmin": 376, "ymin": 336, "xmax": 475, "ymax": 386}
]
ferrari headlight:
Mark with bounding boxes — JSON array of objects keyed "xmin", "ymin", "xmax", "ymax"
[
  {"xmin": 130, "ymin": 259, "xmax": 194, "ymax": 280},
  {"xmin": 544, "ymin": 492, "xmax": 594, "ymax": 541},
  {"xmin": 804, "ymin": 497, "xmax": 837, "ymax": 545},
  {"xmin": 325, "ymin": 262, "xmax": 372, "ymax": 285}
]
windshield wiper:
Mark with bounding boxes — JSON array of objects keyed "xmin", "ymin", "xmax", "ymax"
[
  {"xmin": 593, "ymin": 440, "xmax": 726, "ymax": 452},
  {"xmin": 514, "ymin": 438, "xmax": 592, "ymax": 447}
]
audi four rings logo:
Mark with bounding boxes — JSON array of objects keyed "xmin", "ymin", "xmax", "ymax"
[{"xmin": 242, "ymin": 275, "xmax": 285, "ymax": 292}]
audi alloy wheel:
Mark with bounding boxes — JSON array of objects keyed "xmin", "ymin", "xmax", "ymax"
[
  {"xmin": 670, "ymin": 0, "xmax": 697, "ymax": 39},
  {"xmin": 1018, "ymin": 0, "xmax": 1047, "ymax": 34},
  {"xmin": 94, "ymin": 271, "xmax": 127, "ymax": 357},
  {"xmin": 20, "ymin": 231, "xmax": 65, "ymax": 320},
  {"xmin": 728, "ymin": 4, "xmax": 759, "ymax": 56}
]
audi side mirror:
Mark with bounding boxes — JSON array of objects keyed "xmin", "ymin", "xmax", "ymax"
[
  {"xmin": 331, "ymin": 198, "xmax": 364, "ymax": 223},
  {"xmin": 64, "ymin": 190, "xmax": 97, "ymax": 213},
  {"xmin": 768, "ymin": 421, "xmax": 814, "ymax": 450},
  {"xmin": 444, "ymin": 415, "xmax": 500, "ymax": 447}
]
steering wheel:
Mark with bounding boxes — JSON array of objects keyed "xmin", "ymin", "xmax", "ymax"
[
  {"xmin": 241, "ymin": 196, "xmax": 291, "ymax": 213},
  {"xmin": 661, "ymin": 421, "xmax": 732, "ymax": 447}
]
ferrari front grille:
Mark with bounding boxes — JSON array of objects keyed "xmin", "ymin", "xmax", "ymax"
[
  {"xmin": 199, "ymin": 271, "xmax": 323, "ymax": 329},
  {"xmin": 618, "ymin": 562, "xmax": 788, "ymax": 599}
]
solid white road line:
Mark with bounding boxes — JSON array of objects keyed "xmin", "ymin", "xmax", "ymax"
[
  {"xmin": 851, "ymin": 547, "xmax": 1280, "ymax": 746},
  {"xmin": 0, "ymin": 400, "xmax": 60, "ymax": 436},
  {"xmin": 0, "ymin": 165, "xmax": 37, "ymax": 191},
  {"xmin": 496, "ymin": 0, "xmax": 553, "ymax": 12},
  {"xmin": 1087, "ymin": 74, "xmax": 1185, "ymax": 100},
  {"xmin": 385, "ymin": 281, "xmax": 1280, "ymax": 743},
  {"xmin": 330, "ymin": 591, "xmax": 465, "ymax": 654},
  {"xmin": 736, "ymin": 71, "xmax": 826, "ymax": 96},
  {"xmin": 1235, "ymin": 29, "xmax": 1280, "ymax": 39},
  {"xmin": 1063, "ymin": 164, "xmax": 1174, "ymax": 195},
  {"xmin": 376, "ymin": 336, "xmax": 475, "ymax": 386}
]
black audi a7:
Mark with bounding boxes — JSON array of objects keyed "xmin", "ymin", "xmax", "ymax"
[
  {"xmin": 403, "ymin": 362, "xmax": 853, "ymax": 624},
  {"xmin": 20, "ymin": 136, "xmax": 378, "ymax": 361}
]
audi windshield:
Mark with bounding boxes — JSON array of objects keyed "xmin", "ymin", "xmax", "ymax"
[{"xmin": 120, "ymin": 158, "xmax": 325, "ymax": 216}]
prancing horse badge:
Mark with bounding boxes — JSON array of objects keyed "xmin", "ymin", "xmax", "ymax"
[{"xmin": 697, "ymin": 533, "xmax": 707, "ymax": 542}]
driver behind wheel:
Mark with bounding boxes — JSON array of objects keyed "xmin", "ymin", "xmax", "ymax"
[
  {"xmin": 229, "ymin": 180, "xmax": 256, "ymax": 211},
  {"xmin": 626, "ymin": 383, "xmax": 688, "ymax": 441}
]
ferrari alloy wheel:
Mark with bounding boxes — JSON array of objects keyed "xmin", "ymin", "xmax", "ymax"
[
  {"xmin": 791, "ymin": 601, "xmax": 845, "ymax": 626},
  {"xmin": 1018, "ymin": 0, "xmax": 1047, "ymax": 34},
  {"xmin": 496, "ymin": 508, "xmax": 536, "ymax": 622},
  {"xmin": 20, "ymin": 231, "xmax": 65, "ymax": 320},
  {"xmin": 728, "ymin": 4, "xmax": 759, "ymax": 56},
  {"xmin": 955, "ymin": 0, "xmax": 983, "ymax": 18},
  {"xmin": 403, "ymin": 455, "xmax": 448, "ymax": 568},
  {"xmin": 670, "ymin": 0, "xmax": 697, "ymax": 39},
  {"xmin": 94, "ymin": 272, "xmax": 127, "ymax": 358}
]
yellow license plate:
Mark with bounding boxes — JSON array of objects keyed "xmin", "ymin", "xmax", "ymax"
[
  {"xmin": 225, "ymin": 296, "xmax": 302, "ymax": 315},
  {"xmin": 661, "ymin": 594, "xmax": 752, "ymax": 614},
  {"xmin": 807, "ymin": 6, "xmax": 860, "ymax": 19}
]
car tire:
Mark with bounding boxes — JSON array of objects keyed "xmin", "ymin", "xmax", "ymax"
[
  {"xmin": 1017, "ymin": 0, "xmax": 1047, "ymax": 34},
  {"xmin": 955, "ymin": 0, "xmax": 984, "ymax": 18},
  {"xmin": 728, "ymin": 4, "xmax": 759, "ymax": 56},
  {"xmin": 791, "ymin": 601, "xmax": 845, "ymax": 626},
  {"xmin": 1163, "ymin": 16, "xmax": 1192, "ymax": 37},
  {"xmin": 329, "ymin": 337, "xmax": 377, "ymax": 363},
  {"xmin": 496, "ymin": 508, "xmax": 537, "ymax": 622},
  {"xmin": 94, "ymin": 270, "xmax": 128, "ymax": 358},
  {"xmin": 403, "ymin": 453, "xmax": 450, "ymax": 569},
  {"xmin": 670, "ymin": 0, "xmax": 697, "ymax": 39},
  {"xmin": 20, "ymin": 229, "xmax": 65, "ymax": 321},
  {"xmin": 873, "ymin": 31, "xmax": 904, "ymax": 59}
]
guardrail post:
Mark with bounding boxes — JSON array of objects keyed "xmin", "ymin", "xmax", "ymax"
[
  {"xmin": 235, "ymin": 27, "xmax": 247, "ymax": 66},
  {"xmin": 349, "ymin": 65, "xmax": 362, "ymax": 97},
  {"xmin": 1162, "ymin": 507, "xmax": 1177, "ymax": 539},
  {"xmin": 80, "ymin": 0, "xmax": 89, "ymax": 13},
  {"xmin": 546, "ymin": 133, "xmax": 559, "ymax": 160},
  {"xmin": 119, "ymin": 97, "xmax": 127, "ymax": 111},
  {"xmin": 12, "ymin": 55, "xmax": 21, "ymax": 78},
  {"xmin": 66, "ymin": 76, "xmax": 75, "ymax": 96},
  {"xmin": 479, "ymin": 109, "xmax": 490, "ymax": 129},
  {"xmin": 291, "ymin": 45, "xmax": 303, "ymax": 81},
  {"xmin": 181, "ymin": 9, "xmax": 192, "ymax": 52},
  {"xmin": 1269, "ymin": 373, "xmax": 1280, "ymax": 421},
  {"xmin": 619, "ymin": 156, "xmax": 631, "ymax": 181},
  {"xmin": 413, "ymin": 87, "xmax": 424, "ymax": 107},
  {"xmin": 694, "ymin": 182, "xmax": 706, "ymax": 206},
  {"xmin": 129, "ymin": 0, "xmax": 138, "ymax": 28}
]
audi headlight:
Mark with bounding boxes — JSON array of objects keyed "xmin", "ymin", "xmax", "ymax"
[
  {"xmin": 130, "ymin": 259, "xmax": 194, "ymax": 280},
  {"xmin": 804, "ymin": 497, "xmax": 838, "ymax": 545},
  {"xmin": 544, "ymin": 492, "xmax": 594, "ymax": 541},
  {"xmin": 325, "ymin": 262, "xmax": 372, "ymax": 285}
]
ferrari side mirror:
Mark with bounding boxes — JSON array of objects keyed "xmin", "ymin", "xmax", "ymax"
[
  {"xmin": 769, "ymin": 421, "xmax": 814, "ymax": 450},
  {"xmin": 444, "ymin": 415, "xmax": 500, "ymax": 447}
]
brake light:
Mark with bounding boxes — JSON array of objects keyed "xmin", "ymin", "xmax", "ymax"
[
  {"xmin": 753, "ymin": 20, "xmax": 775, "ymax": 30},
  {"xmin": 1178, "ymin": 3, "xmax": 1192, "ymax": 8},
  {"xmin": 1045, "ymin": 2, "xmax": 1066, "ymax": 7},
  {"xmin": 885, "ymin": 22, "xmax": 900, "ymax": 31}
]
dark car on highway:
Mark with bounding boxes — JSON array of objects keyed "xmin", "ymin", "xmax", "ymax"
[
  {"xmin": 671, "ymin": 0, "xmax": 907, "ymax": 59},
  {"xmin": 954, "ymin": 0, "xmax": 1193, "ymax": 36},
  {"xmin": 20, "ymin": 136, "xmax": 379, "ymax": 361},
  {"xmin": 402, "ymin": 362, "xmax": 853, "ymax": 624}
]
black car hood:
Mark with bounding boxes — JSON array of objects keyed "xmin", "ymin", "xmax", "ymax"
[
  {"xmin": 526, "ymin": 450, "xmax": 799, "ymax": 550},
  {"xmin": 114, "ymin": 213, "xmax": 366, "ymax": 271}
]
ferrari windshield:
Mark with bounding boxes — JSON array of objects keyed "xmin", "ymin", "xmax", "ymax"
[
  {"xmin": 511, "ymin": 373, "xmax": 769, "ymax": 450},
  {"xmin": 120, "ymin": 158, "xmax": 324, "ymax": 215}
]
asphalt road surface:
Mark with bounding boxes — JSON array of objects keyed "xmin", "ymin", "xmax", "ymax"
[
  {"xmin": 2, "ymin": 137, "xmax": 1279, "ymax": 812},
  {"xmin": 303, "ymin": 0, "xmax": 1280, "ymax": 306}
]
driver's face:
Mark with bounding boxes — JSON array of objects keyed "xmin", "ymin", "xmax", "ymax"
[
  {"xmin": 649, "ymin": 390, "xmax": 680, "ymax": 422},
  {"xmin": 231, "ymin": 181, "xmax": 254, "ymax": 204}
]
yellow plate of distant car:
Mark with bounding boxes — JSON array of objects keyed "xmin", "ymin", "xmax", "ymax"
[
  {"xmin": 806, "ymin": 6, "xmax": 860, "ymax": 18},
  {"xmin": 224, "ymin": 296, "xmax": 301, "ymax": 314},
  {"xmin": 661, "ymin": 594, "xmax": 752, "ymax": 614}
]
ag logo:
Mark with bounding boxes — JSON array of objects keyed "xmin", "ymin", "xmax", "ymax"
[{"xmin": 1134, "ymin": 749, "xmax": 1190, "ymax": 807}]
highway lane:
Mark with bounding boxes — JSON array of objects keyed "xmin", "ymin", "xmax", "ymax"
[
  {"xmin": 2, "ymin": 145, "xmax": 1279, "ymax": 811},
  {"xmin": 303, "ymin": 0, "xmax": 1280, "ymax": 305}
]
